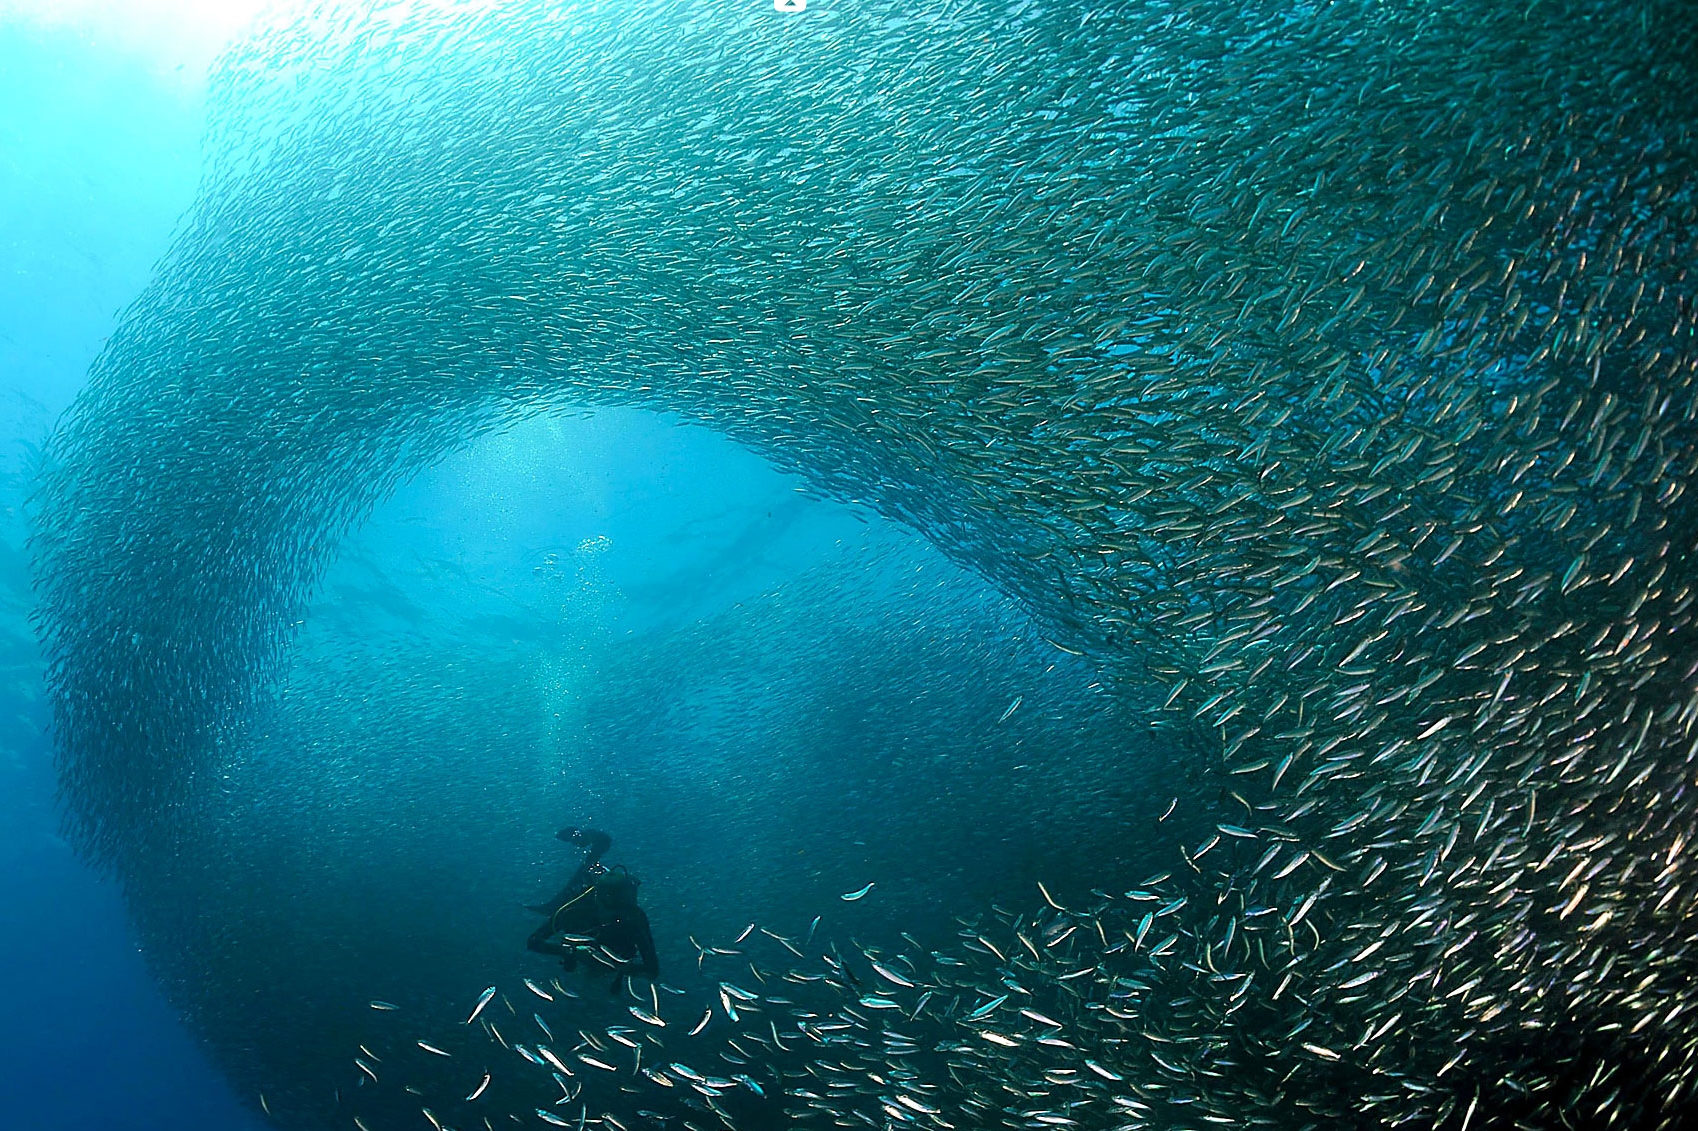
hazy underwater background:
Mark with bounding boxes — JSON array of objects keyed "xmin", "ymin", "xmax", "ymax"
[{"xmin": 7, "ymin": 1, "xmax": 1698, "ymax": 1130}]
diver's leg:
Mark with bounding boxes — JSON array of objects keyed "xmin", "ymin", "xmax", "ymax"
[
  {"xmin": 557, "ymin": 828, "xmax": 612, "ymax": 871},
  {"xmin": 550, "ymin": 830, "xmax": 611, "ymax": 902}
]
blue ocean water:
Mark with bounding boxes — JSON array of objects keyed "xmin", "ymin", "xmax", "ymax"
[{"xmin": 0, "ymin": 17, "xmax": 264, "ymax": 1129}]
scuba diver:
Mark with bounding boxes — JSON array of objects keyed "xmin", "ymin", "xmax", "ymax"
[{"xmin": 527, "ymin": 827, "xmax": 659, "ymax": 992}]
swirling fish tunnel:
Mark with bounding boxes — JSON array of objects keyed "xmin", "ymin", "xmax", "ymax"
[{"xmin": 29, "ymin": 0, "xmax": 1698, "ymax": 1129}]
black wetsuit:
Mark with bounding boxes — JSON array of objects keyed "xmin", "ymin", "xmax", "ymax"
[{"xmin": 527, "ymin": 828, "xmax": 659, "ymax": 982}]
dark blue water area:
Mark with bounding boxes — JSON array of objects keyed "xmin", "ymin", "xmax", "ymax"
[
  {"xmin": 0, "ymin": 756, "xmax": 265, "ymax": 1131},
  {"xmin": 0, "ymin": 17, "xmax": 266, "ymax": 1130}
]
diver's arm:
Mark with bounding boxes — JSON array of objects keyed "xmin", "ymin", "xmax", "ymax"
[
  {"xmin": 529, "ymin": 876, "xmax": 599, "ymax": 954},
  {"xmin": 530, "ymin": 829, "xmax": 611, "ymax": 961},
  {"xmin": 527, "ymin": 919, "xmax": 568, "ymax": 956},
  {"xmin": 538, "ymin": 874, "xmax": 592, "ymax": 913},
  {"xmin": 632, "ymin": 909, "xmax": 660, "ymax": 978}
]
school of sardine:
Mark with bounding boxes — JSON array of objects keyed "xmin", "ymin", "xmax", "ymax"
[{"xmin": 29, "ymin": 0, "xmax": 1696, "ymax": 1128}]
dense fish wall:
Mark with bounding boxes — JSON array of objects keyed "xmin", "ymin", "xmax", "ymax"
[{"xmin": 30, "ymin": 0, "xmax": 1698, "ymax": 1128}]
